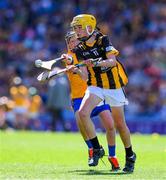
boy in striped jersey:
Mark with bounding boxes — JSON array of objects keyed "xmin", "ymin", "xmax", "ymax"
[{"xmin": 70, "ymin": 14, "xmax": 136, "ymax": 173}]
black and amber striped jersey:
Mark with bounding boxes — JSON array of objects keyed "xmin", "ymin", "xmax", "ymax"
[{"xmin": 74, "ymin": 31, "xmax": 128, "ymax": 89}]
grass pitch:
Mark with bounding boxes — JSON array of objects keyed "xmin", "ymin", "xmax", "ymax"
[{"xmin": 0, "ymin": 131, "xmax": 166, "ymax": 180}]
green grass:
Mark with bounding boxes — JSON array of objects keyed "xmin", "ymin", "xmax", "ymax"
[{"xmin": 0, "ymin": 131, "xmax": 166, "ymax": 180}]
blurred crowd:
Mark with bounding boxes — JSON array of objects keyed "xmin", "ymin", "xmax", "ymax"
[{"xmin": 0, "ymin": 0, "xmax": 166, "ymax": 131}]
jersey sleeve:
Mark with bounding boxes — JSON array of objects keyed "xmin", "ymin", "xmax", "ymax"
[{"xmin": 102, "ymin": 35, "xmax": 119, "ymax": 56}]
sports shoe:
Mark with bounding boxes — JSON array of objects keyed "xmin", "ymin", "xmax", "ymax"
[
  {"xmin": 88, "ymin": 148, "xmax": 93, "ymax": 160},
  {"xmin": 88, "ymin": 146, "xmax": 105, "ymax": 166},
  {"xmin": 88, "ymin": 148, "xmax": 94, "ymax": 166},
  {"xmin": 108, "ymin": 157, "xmax": 120, "ymax": 171},
  {"xmin": 123, "ymin": 152, "xmax": 136, "ymax": 173}
]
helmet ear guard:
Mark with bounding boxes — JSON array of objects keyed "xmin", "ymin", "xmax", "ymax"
[{"xmin": 85, "ymin": 25, "xmax": 94, "ymax": 35}]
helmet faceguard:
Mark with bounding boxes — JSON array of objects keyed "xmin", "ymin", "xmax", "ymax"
[
  {"xmin": 65, "ymin": 31, "xmax": 76, "ymax": 44},
  {"xmin": 65, "ymin": 31, "xmax": 79, "ymax": 50}
]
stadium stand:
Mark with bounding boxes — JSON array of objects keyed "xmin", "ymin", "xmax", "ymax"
[{"xmin": 0, "ymin": 0, "xmax": 165, "ymax": 133}]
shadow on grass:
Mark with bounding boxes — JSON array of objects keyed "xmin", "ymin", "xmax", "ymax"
[{"xmin": 68, "ymin": 169, "xmax": 129, "ymax": 176}]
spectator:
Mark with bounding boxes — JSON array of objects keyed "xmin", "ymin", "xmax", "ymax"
[{"xmin": 47, "ymin": 68, "xmax": 71, "ymax": 131}]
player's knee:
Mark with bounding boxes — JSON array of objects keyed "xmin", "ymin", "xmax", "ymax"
[
  {"xmin": 79, "ymin": 109, "xmax": 89, "ymax": 119},
  {"xmin": 105, "ymin": 124, "xmax": 114, "ymax": 132},
  {"xmin": 103, "ymin": 119, "xmax": 114, "ymax": 131},
  {"xmin": 115, "ymin": 120, "xmax": 127, "ymax": 131}
]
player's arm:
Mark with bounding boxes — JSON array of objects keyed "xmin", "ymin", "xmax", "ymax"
[
  {"xmin": 98, "ymin": 36, "xmax": 118, "ymax": 67},
  {"xmin": 97, "ymin": 54, "xmax": 117, "ymax": 67},
  {"xmin": 76, "ymin": 66, "xmax": 88, "ymax": 81},
  {"xmin": 86, "ymin": 36, "xmax": 118, "ymax": 68},
  {"xmin": 66, "ymin": 65, "xmax": 88, "ymax": 81}
]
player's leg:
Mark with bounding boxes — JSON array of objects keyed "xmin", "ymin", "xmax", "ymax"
[
  {"xmin": 98, "ymin": 109, "xmax": 120, "ymax": 171},
  {"xmin": 79, "ymin": 87, "xmax": 103, "ymax": 139},
  {"xmin": 112, "ymin": 106, "xmax": 131, "ymax": 148},
  {"xmin": 73, "ymin": 98, "xmax": 103, "ymax": 166},
  {"xmin": 75, "ymin": 111, "xmax": 94, "ymax": 163},
  {"xmin": 72, "ymin": 98, "xmax": 93, "ymax": 148},
  {"xmin": 111, "ymin": 106, "xmax": 136, "ymax": 173},
  {"xmin": 92, "ymin": 104, "xmax": 116, "ymax": 153},
  {"xmin": 75, "ymin": 111, "xmax": 92, "ymax": 148},
  {"xmin": 104, "ymin": 88, "xmax": 136, "ymax": 173},
  {"xmin": 79, "ymin": 87, "xmax": 105, "ymax": 166}
]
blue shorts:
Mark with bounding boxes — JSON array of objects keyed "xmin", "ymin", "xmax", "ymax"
[{"xmin": 72, "ymin": 98, "xmax": 111, "ymax": 118}]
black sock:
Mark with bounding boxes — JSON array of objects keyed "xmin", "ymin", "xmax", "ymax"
[
  {"xmin": 90, "ymin": 137, "xmax": 100, "ymax": 149},
  {"xmin": 125, "ymin": 146, "xmax": 134, "ymax": 157}
]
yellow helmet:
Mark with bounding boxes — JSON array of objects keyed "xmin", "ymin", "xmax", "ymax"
[{"xmin": 71, "ymin": 14, "xmax": 96, "ymax": 35}]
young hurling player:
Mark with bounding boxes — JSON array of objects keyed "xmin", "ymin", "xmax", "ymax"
[{"xmin": 70, "ymin": 14, "xmax": 136, "ymax": 173}]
